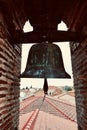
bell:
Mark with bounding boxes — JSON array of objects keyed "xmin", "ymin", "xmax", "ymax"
[{"xmin": 21, "ymin": 42, "xmax": 71, "ymax": 78}]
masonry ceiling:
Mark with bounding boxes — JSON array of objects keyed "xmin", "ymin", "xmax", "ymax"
[{"xmin": 0, "ymin": 0, "xmax": 87, "ymax": 43}]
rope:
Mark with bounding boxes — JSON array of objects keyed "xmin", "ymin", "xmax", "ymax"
[{"xmin": 39, "ymin": 94, "xmax": 46, "ymax": 110}]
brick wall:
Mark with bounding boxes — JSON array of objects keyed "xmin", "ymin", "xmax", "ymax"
[
  {"xmin": 70, "ymin": 23, "xmax": 87, "ymax": 130},
  {"xmin": 0, "ymin": 13, "xmax": 21, "ymax": 129}
]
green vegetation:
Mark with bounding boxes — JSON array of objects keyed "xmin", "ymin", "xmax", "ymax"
[
  {"xmin": 26, "ymin": 86, "xmax": 29, "ymax": 89},
  {"xmin": 64, "ymin": 86, "xmax": 72, "ymax": 91},
  {"xmin": 30, "ymin": 86, "xmax": 32, "ymax": 89}
]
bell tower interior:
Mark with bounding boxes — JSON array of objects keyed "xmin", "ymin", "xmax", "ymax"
[{"xmin": 0, "ymin": 1, "xmax": 87, "ymax": 130}]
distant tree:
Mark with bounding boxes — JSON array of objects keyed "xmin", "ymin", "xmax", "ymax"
[
  {"xmin": 64, "ymin": 86, "xmax": 72, "ymax": 91},
  {"xmin": 30, "ymin": 86, "xmax": 32, "ymax": 89},
  {"xmin": 49, "ymin": 92, "xmax": 51, "ymax": 95},
  {"xmin": 26, "ymin": 86, "xmax": 29, "ymax": 89}
]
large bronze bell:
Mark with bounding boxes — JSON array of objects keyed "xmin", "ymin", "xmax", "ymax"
[{"xmin": 21, "ymin": 42, "xmax": 71, "ymax": 78}]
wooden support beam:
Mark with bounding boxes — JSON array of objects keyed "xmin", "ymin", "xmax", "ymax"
[{"xmin": 13, "ymin": 30, "xmax": 86, "ymax": 44}]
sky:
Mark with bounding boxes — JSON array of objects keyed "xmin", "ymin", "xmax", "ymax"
[{"xmin": 20, "ymin": 21, "xmax": 74, "ymax": 89}]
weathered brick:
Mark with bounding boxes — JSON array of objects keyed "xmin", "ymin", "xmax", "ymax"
[
  {"xmin": 0, "ymin": 12, "xmax": 21, "ymax": 130},
  {"xmin": 70, "ymin": 22, "xmax": 87, "ymax": 130}
]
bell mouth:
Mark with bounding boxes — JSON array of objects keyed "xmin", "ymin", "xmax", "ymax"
[{"xmin": 21, "ymin": 67, "xmax": 71, "ymax": 78}]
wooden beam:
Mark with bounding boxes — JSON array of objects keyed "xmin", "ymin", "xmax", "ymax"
[{"xmin": 13, "ymin": 30, "xmax": 86, "ymax": 44}]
